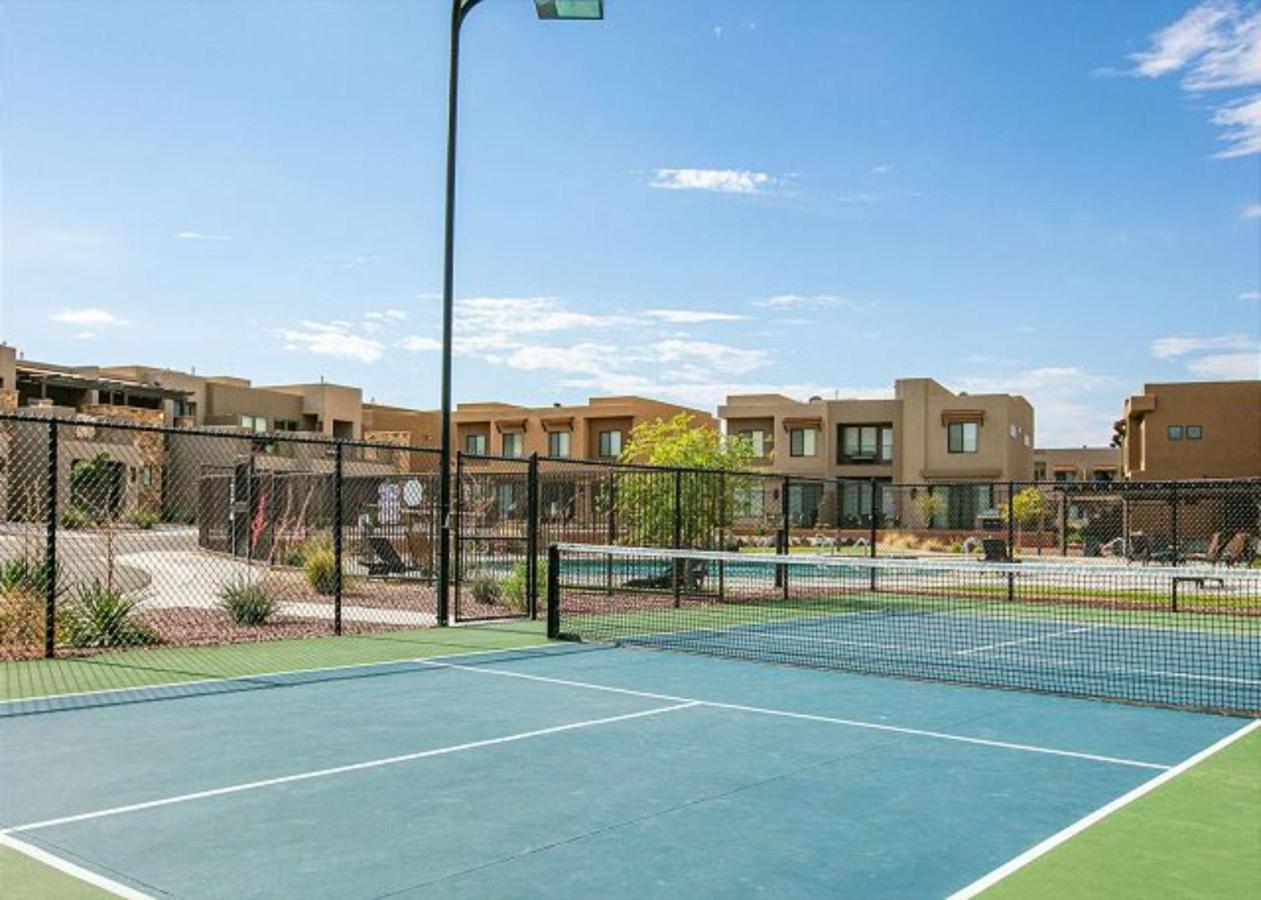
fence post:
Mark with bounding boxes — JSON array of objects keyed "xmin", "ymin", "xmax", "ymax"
[
  {"xmin": 717, "ymin": 470, "xmax": 726, "ymax": 601},
  {"xmin": 1170, "ymin": 481, "xmax": 1180, "ymax": 567},
  {"xmin": 672, "ymin": 468, "xmax": 682, "ymax": 607},
  {"xmin": 1059, "ymin": 487, "xmax": 1069, "ymax": 557},
  {"xmin": 605, "ymin": 473, "xmax": 616, "ymax": 595},
  {"xmin": 44, "ymin": 420, "xmax": 58, "ymax": 659},
  {"xmin": 1006, "ymin": 479, "xmax": 1016, "ymax": 602},
  {"xmin": 868, "ymin": 478, "xmax": 878, "ymax": 592},
  {"xmin": 526, "ymin": 452, "xmax": 540, "ymax": 618},
  {"xmin": 779, "ymin": 476, "xmax": 791, "ymax": 600},
  {"xmin": 546, "ymin": 543, "xmax": 561, "ymax": 639},
  {"xmin": 332, "ymin": 442, "xmax": 343, "ymax": 636}
]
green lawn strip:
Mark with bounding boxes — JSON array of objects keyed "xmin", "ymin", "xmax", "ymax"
[
  {"xmin": 0, "ymin": 843, "xmax": 113, "ymax": 899},
  {"xmin": 562, "ymin": 590, "xmax": 1261, "ymax": 639},
  {"xmin": 982, "ymin": 724, "xmax": 1261, "ymax": 900},
  {"xmin": 0, "ymin": 622, "xmax": 548, "ymax": 702}
]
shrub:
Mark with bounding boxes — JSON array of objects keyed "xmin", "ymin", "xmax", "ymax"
[
  {"xmin": 470, "ymin": 572, "xmax": 502, "ymax": 606},
  {"xmin": 304, "ymin": 547, "xmax": 338, "ymax": 595},
  {"xmin": 502, "ymin": 559, "xmax": 547, "ymax": 614},
  {"xmin": 0, "ymin": 588, "xmax": 44, "ymax": 651},
  {"xmin": 218, "ymin": 577, "xmax": 280, "ymax": 626},
  {"xmin": 61, "ymin": 506, "xmax": 91, "ymax": 529},
  {"xmin": 130, "ymin": 509, "xmax": 159, "ymax": 530},
  {"xmin": 59, "ymin": 582, "xmax": 158, "ymax": 649},
  {"xmin": 0, "ymin": 556, "xmax": 55, "ymax": 596}
]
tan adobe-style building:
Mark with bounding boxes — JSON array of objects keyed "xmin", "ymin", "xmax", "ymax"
[
  {"xmin": 454, "ymin": 396, "xmax": 716, "ymax": 461},
  {"xmin": 1033, "ymin": 446, "xmax": 1122, "ymax": 483},
  {"xmin": 1116, "ymin": 380, "xmax": 1261, "ymax": 481},
  {"xmin": 719, "ymin": 378, "xmax": 1034, "ymax": 529}
]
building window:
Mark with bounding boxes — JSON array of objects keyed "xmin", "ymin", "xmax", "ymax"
[
  {"xmin": 1053, "ymin": 470, "xmax": 1076, "ymax": 483},
  {"xmin": 548, "ymin": 430, "xmax": 571, "ymax": 458},
  {"xmin": 947, "ymin": 421, "xmax": 978, "ymax": 453},
  {"xmin": 1186, "ymin": 425, "xmax": 1203, "ymax": 440},
  {"xmin": 739, "ymin": 429, "xmax": 768, "ymax": 457},
  {"xmin": 1034, "ymin": 464, "xmax": 1046, "ymax": 481},
  {"xmin": 787, "ymin": 482, "xmax": 823, "ymax": 526},
  {"xmin": 839, "ymin": 424, "xmax": 892, "ymax": 463},
  {"xmin": 598, "ymin": 430, "xmax": 623, "ymax": 458},
  {"xmin": 1093, "ymin": 469, "xmax": 1115, "ymax": 483},
  {"xmin": 275, "ymin": 419, "xmax": 298, "ymax": 432},
  {"xmin": 839, "ymin": 479, "xmax": 890, "ymax": 527},
  {"xmin": 731, "ymin": 481, "xmax": 766, "ymax": 518},
  {"xmin": 465, "ymin": 433, "xmax": 487, "ymax": 455},
  {"xmin": 240, "ymin": 415, "xmax": 268, "ymax": 433},
  {"xmin": 1167, "ymin": 425, "xmax": 1183, "ymax": 441},
  {"xmin": 789, "ymin": 427, "xmax": 817, "ymax": 457},
  {"xmin": 501, "ymin": 433, "xmax": 523, "ymax": 458}
]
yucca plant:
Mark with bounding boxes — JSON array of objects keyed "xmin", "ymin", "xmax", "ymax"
[
  {"xmin": 218, "ymin": 577, "xmax": 280, "ymax": 626},
  {"xmin": 60, "ymin": 582, "xmax": 158, "ymax": 649},
  {"xmin": 304, "ymin": 546, "xmax": 338, "ymax": 595}
]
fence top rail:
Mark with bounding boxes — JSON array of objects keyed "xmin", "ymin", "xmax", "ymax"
[
  {"xmin": 552, "ymin": 542, "xmax": 1261, "ymax": 583},
  {"xmin": 0, "ymin": 411, "xmax": 442, "ymax": 454}
]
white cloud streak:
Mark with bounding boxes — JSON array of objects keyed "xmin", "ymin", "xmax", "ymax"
[
  {"xmin": 643, "ymin": 309, "xmax": 747, "ymax": 323},
  {"xmin": 280, "ymin": 321, "xmax": 384, "ymax": 363},
  {"xmin": 1150, "ymin": 332, "xmax": 1257, "ymax": 357},
  {"xmin": 51, "ymin": 308, "xmax": 125, "ymax": 327},
  {"xmin": 649, "ymin": 168, "xmax": 775, "ymax": 194},
  {"xmin": 175, "ymin": 230, "xmax": 231, "ymax": 241},
  {"xmin": 1129, "ymin": 1, "xmax": 1261, "ymax": 157}
]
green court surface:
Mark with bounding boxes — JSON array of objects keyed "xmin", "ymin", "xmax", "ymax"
[{"xmin": 983, "ymin": 723, "xmax": 1261, "ymax": 898}]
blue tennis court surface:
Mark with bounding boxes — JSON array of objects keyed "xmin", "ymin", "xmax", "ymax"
[{"xmin": 0, "ymin": 643, "xmax": 1250, "ymax": 898}]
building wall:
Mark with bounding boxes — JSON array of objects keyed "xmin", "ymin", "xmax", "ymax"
[
  {"xmin": 719, "ymin": 379, "xmax": 1034, "ymax": 485},
  {"xmin": 1122, "ymin": 381, "xmax": 1261, "ymax": 480},
  {"xmin": 453, "ymin": 396, "xmax": 716, "ymax": 461},
  {"xmin": 1033, "ymin": 447, "xmax": 1122, "ymax": 482}
]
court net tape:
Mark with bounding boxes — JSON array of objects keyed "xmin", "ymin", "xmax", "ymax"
[{"xmin": 546, "ymin": 544, "xmax": 1261, "ymax": 716}]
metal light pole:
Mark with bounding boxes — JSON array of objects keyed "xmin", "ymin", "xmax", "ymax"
[{"xmin": 437, "ymin": 0, "xmax": 603, "ymax": 626}]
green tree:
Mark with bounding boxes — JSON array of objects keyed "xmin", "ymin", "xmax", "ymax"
[
  {"xmin": 1004, "ymin": 486, "xmax": 1052, "ymax": 550},
  {"xmin": 615, "ymin": 414, "xmax": 755, "ymax": 548},
  {"xmin": 914, "ymin": 490, "xmax": 947, "ymax": 530}
]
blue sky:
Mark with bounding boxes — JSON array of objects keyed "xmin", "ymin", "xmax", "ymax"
[{"xmin": 2, "ymin": 0, "xmax": 1258, "ymax": 445}]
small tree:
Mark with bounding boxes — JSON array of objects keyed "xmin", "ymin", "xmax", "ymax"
[
  {"xmin": 1004, "ymin": 486, "xmax": 1052, "ymax": 551},
  {"xmin": 914, "ymin": 490, "xmax": 947, "ymax": 530},
  {"xmin": 616, "ymin": 414, "xmax": 755, "ymax": 549}
]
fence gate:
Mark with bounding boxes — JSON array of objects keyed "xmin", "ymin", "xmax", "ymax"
[{"xmin": 453, "ymin": 452, "xmax": 536, "ymax": 622}]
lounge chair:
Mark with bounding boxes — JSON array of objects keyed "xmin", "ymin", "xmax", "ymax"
[
  {"xmin": 1221, "ymin": 533, "xmax": 1257, "ymax": 568},
  {"xmin": 624, "ymin": 559, "xmax": 708, "ymax": 591},
  {"xmin": 1127, "ymin": 533, "xmax": 1151, "ymax": 563},
  {"xmin": 1184, "ymin": 532, "xmax": 1223, "ymax": 565},
  {"xmin": 981, "ymin": 537, "xmax": 1011, "ymax": 562},
  {"xmin": 362, "ymin": 536, "xmax": 422, "ymax": 576}
]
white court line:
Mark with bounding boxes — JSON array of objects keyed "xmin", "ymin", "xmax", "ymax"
[
  {"xmin": 0, "ymin": 832, "xmax": 153, "ymax": 899},
  {"xmin": 955, "ymin": 626, "xmax": 1097, "ymax": 655},
  {"xmin": 0, "ymin": 642, "xmax": 556, "ymax": 708},
  {"xmin": 947, "ymin": 718, "xmax": 1261, "ymax": 899},
  {"xmin": 3, "ymin": 702, "xmax": 698, "ymax": 835},
  {"xmin": 418, "ymin": 660, "xmax": 1171, "ymax": 770}
]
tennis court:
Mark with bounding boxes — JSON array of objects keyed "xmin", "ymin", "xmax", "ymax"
[
  {"xmin": 2, "ymin": 544, "xmax": 1259, "ymax": 898},
  {"xmin": 0, "ymin": 639, "xmax": 1254, "ymax": 899}
]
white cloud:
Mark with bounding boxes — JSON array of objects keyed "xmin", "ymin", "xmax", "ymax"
[
  {"xmin": 280, "ymin": 321, "xmax": 383, "ymax": 363},
  {"xmin": 365, "ymin": 309, "xmax": 408, "ymax": 321},
  {"xmin": 752, "ymin": 293, "xmax": 865, "ymax": 311},
  {"xmin": 1188, "ymin": 351, "xmax": 1260, "ymax": 377},
  {"xmin": 175, "ymin": 230, "xmax": 231, "ymax": 241},
  {"xmin": 643, "ymin": 309, "xmax": 747, "ymax": 323},
  {"xmin": 1129, "ymin": 1, "xmax": 1261, "ymax": 157},
  {"xmin": 1150, "ymin": 332, "xmax": 1257, "ymax": 357},
  {"xmin": 397, "ymin": 335, "xmax": 441, "ymax": 352},
  {"xmin": 649, "ymin": 168, "xmax": 775, "ymax": 194},
  {"xmin": 73, "ymin": 331, "xmax": 96, "ymax": 340},
  {"xmin": 871, "ymin": 164, "xmax": 893, "ymax": 175},
  {"xmin": 650, "ymin": 339, "xmax": 768, "ymax": 375},
  {"xmin": 1239, "ymin": 289, "xmax": 1261, "ymax": 300},
  {"xmin": 51, "ymin": 307, "xmax": 124, "ymax": 327},
  {"xmin": 456, "ymin": 297, "xmax": 630, "ymax": 334},
  {"xmin": 955, "ymin": 367, "xmax": 1122, "ymax": 446},
  {"xmin": 1244, "ymin": 202, "xmax": 1261, "ymax": 217},
  {"xmin": 712, "ymin": 25, "xmax": 724, "ymax": 39}
]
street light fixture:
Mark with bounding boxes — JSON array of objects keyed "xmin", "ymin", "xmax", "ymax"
[{"xmin": 437, "ymin": 0, "xmax": 604, "ymax": 626}]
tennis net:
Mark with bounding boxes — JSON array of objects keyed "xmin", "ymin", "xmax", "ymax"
[{"xmin": 545, "ymin": 543, "xmax": 1261, "ymax": 716}]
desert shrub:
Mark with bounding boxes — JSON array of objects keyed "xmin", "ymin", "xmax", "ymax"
[
  {"xmin": 218, "ymin": 577, "xmax": 280, "ymax": 626},
  {"xmin": 0, "ymin": 556, "xmax": 55, "ymax": 596},
  {"xmin": 470, "ymin": 572, "xmax": 502, "ymax": 606},
  {"xmin": 304, "ymin": 546, "xmax": 338, "ymax": 595},
  {"xmin": 130, "ymin": 509, "xmax": 159, "ymax": 530},
  {"xmin": 59, "ymin": 582, "xmax": 158, "ymax": 649},
  {"xmin": 502, "ymin": 559, "xmax": 547, "ymax": 614},
  {"xmin": 61, "ymin": 507, "xmax": 91, "ymax": 530},
  {"xmin": 0, "ymin": 588, "xmax": 44, "ymax": 651}
]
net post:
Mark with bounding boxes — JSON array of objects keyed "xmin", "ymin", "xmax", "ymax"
[
  {"xmin": 779, "ymin": 476, "xmax": 791, "ymax": 599},
  {"xmin": 605, "ymin": 472, "xmax": 615, "ymax": 595},
  {"xmin": 44, "ymin": 419, "xmax": 58, "ymax": 660},
  {"xmin": 672, "ymin": 468, "xmax": 682, "ymax": 607},
  {"xmin": 527, "ymin": 452, "xmax": 540, "ymax": 618},
  {"xmin": 546, "ymin": 543, "xmax": 561, "ymax": 639},
  {"xmin": 333, "ymin": 441, "xmax": 343, "ymax": 636}
]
